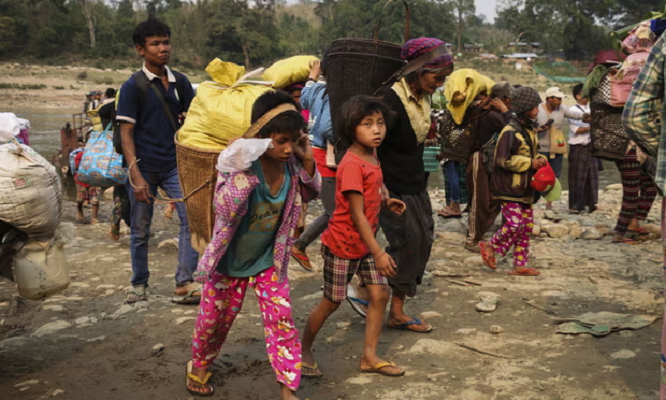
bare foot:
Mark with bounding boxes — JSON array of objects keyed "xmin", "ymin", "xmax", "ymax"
[{"xmin": 279, "ymin": 383, "xmax": 299, "ymax": 400}]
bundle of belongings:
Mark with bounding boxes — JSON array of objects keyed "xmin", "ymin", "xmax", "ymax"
[
  {"xmin": 584, "ymin": 20, "xmax": 659, "ymax": 161},
  {"xmin": 0, "ymin": 113, "xmax": 70, "ymax": 300}
]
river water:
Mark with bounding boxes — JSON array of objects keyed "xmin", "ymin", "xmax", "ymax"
[{"xmin": 12, "ymin": 108, "xmax": 620, "ymax": 196}]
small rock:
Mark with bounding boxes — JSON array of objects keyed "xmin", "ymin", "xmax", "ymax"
[
  {"xmin": 31, "ymin": 320, "xmax": 73, "ymax": 338},
  {"xmin": 69, "ymin": 282, "xmax": 90, "ymax": 288},
  {"xmin": 463, "ymin": 256, "xmax": 483, "ymax": 267},
  {"xmin": 111, "ymin": 302, "xmax": 148, "ymax": 320},
  {"xmin": 184, "ymin": 310, "xmax": 196, "ymax": 315},
  {"xmin": 436, "ymin": 231, "xmax": 466, "ymax": 242},
  {"xmin": 43, "ymin": 305, "xmax": 64, "ymax": 312},
  {"xmin": 52, "ymin": 389, "xmax": 65, "ymax": 396},
  {"xmin": 568, "ymin": 226, "xmax": 582, "ymax": 239},
  {"xmin": 476, "ymin": 292, "xmax": 500, "ymax": 312},
  {"xmin": 539, "ymin": 232, "xmax": 548, "ymax": 238},
  {"xmin": 532, "ymin": 225, "xmax": 541, "ymax": 236},
  {"xmin": 105, "ymin": 289, "xmax": 115, "ymax": 296},
  {"xmin": 544, "ymin": 210, "xmax": 556, "ymax": 220},
  {"xmin": 610, "ymin": 349, "xmax": 636, "ymax": 359},
  {"xmin": 152, "ymin": 343, "xmax": 165, "ymax": 355},
  {"xmin": 158, "ymin": 239, "xmax": 179, "ymax": 250},
  {"xmin": 0, "ymin": 336, "xmax": 28, "ymax": 348},
  {"xmin": 336, "ymin": 321, "xmax": 351, "ymax": 329},
  {"xmin": 547, "ymin": 224, "xmax": 569, "ymax": 239},
  {"xmin": 99, "ymin": 257, "xmax": 117, "ymax": 262},
  {"xmin": 15, "ymin": 379, "xmax": 39, "ymax": 387},
  {"xmin": 171, "ymin": 309, "xmax": 185, "ymax": 314},
  {"xmin": 619, "ymin": 330, "xmax": 634, "ymax": 338},
  {"xmin": 489, "ymin": 325, "xmax": 504, "ymax": 334},
  {"xmin": 87, "ymin": 336, "xmax": 106, "ymax": 342},
  {"xmin": 606, "ymin": 183, "xmax": 622, "ymax": 190},
  {"xmin": 19, "ymin": 387, "xmax": 30, "ymax": 392},
  {"xmin": 581, "ymin": 227, "xmax": 603, "ymax": 240},
  {"xmin": 75, "ymin": 316, "xmax": 98, "ymax": 325},
  {"xmin": 455, "ymin": 328, "xmax": 476, "ymax": 334},
  {"xmin": 175, "ymin": 316, "xmax": 196, "ymax": 325},
  {"xmin": 420, "ymin": 311, "xmax": 443, "ymax": 319}
]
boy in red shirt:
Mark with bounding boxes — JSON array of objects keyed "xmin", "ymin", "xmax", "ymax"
[{"xmin": 301, "ymin": 95, "xmax": 406, "ymax": 378}]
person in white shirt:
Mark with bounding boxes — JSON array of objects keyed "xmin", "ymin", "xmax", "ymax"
[
  {"xmin": 567, "ymin": 84, "xmax": 598, "ymax": 213},
  {"xmin": 535, "ymin": 86, "xmax": 588, "ymax": 210}
]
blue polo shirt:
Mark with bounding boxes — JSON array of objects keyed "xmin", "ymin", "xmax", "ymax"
[{"xmin": 116, "ymin": 65, "xmax": 194, "ymax": 172}]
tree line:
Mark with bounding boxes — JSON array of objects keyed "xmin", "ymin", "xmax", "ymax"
[{"xmin": 0, "ymin": 0, "xmax": 662, "ymax": 69}]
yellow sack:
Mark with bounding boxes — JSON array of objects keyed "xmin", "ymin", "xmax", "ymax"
[
  {"xmin": 444, "ymin": 69, "xmax": 495, "ymax": 124},
  {"xmin": 263, "ymin": 55, "xmax": 319, "ymax": 89},
  {"xmin": 179, "ymin": 59, "xmax": 273, "ymax": 150}
]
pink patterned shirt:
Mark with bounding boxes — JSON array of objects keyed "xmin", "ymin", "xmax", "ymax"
[{"xmin": 194, "ymin": 157, "xmax": 321, "ymax": 283}]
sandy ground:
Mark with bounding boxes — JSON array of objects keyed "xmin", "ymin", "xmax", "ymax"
[
  {"xmin": 0, "ymin": 62, "xmax": 206, "ymax": 111},
  {"xmin": 0, "ymin": 181, "xmax": 663, "ymax": 400}
]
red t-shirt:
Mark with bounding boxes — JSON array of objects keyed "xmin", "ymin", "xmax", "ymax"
[
  {"xmin": 322, "ymin": 152, "xmax": 383, "ymax": 259},
  {"xmin": 312, "ymin": 147, "xmax": 336, "ymax": 178}
]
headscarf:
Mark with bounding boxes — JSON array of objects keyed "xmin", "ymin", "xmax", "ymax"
[
  {"xmin": 444, "ymin": 69, "xmax": 494, "ymax": 124},
  {"xmin": 400, "ymin": 37, "xmax": 453, "ymax": 69},
  {"xmin": 511, "ymin": 87, "xmax": 542, "ymax": 115},
  {"xmin": 491, "ymin": 82, "xmax": 515, "ymax": 100}
]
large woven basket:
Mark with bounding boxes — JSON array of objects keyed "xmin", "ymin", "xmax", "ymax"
[
  {"xmin": 327, "ymin": 0, "xmax": 410, "ymax": 157},
  {"xmin": 439, "ymin": 109, "xmax": 475, "ymax": 163},
  {"xmin": 175, "ymin": 132, "xmax": 219, "ymax": 254},
  {"xmin": 589, "ymin": 102, "xmax": 630, "ymax": 161}
]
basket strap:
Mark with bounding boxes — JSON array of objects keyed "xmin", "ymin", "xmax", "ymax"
[{"xmin": 373, "ymin": 0, "xmax": 411, "ymax": 44}]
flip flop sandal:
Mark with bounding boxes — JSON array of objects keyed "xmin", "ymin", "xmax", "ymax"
[
  {"xmin": 387, "ymin": 318, "xmax": 433, "ymax": 333},
  {"xmin": 359, "ymin": 361, "xmax": 405, "ymax": 377},
  {"xmin": 479, "ymin": 242, "xmax": 497, "ymax": 270},
  {"xmin": 508, "ymin": 268, "xmax": 540, "ymax": 276},
  {"xmin": 301, "ymin": 362, "xmax": 323, "ymax": 378},
  {"xmin": 186, "ymin": 360, "xmax": 214, "ymax": 397},
  {"xmin": 628, "ymin": 227, "xmax": 649, "ymax": 235},
  {"xmin": 437, "ymin": 210, "xmax": 462, "ymax": 219},
  {"xmin": 109, "ymin": 224, "xmax": 120, "ymax": 241},
  {"xmin": 172, "ymin": 283, "xmax": 202, "ymax": 305},
  {"xmin": 291, "ymin": 249, "xmax": 314, "ymax": 272},
  {"xmin": 126, "ymin": 286, "xmax": 148, "ymax": 304}
]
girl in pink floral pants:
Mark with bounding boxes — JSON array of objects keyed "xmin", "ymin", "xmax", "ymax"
[{"xmin": 192, "ymin": 267, "xmax": 301, "ymax": 390}]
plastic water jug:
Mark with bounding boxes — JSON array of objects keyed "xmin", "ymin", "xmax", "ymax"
[{"xmin": 13, "ymin": 240, "xmax": 70, "ymax": 300}]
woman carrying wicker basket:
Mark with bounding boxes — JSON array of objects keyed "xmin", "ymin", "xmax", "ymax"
[{"xmin": 376, "ymin": 37, "xmax": 454, "ymax": 333}]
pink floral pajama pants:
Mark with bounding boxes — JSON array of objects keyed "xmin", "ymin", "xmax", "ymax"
[
  {"xmin": 489, "ymin": 202, "xmax": 533, "ymax": 268},
  {"xmin": 191, "ymin": 266, "xmax": 302, "ymax": 391}
]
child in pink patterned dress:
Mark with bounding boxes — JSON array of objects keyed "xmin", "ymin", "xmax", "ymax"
[{"xmin": 185, "ymin": 91, "xmax": 321, "ymax": 400}]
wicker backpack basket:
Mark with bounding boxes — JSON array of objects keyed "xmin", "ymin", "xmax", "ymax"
[
  {"xmin": 438, "ymin": 109, "xmax": 475, "ymax": 164},
  {"xmin": 327, "ymin": 0, "xmax": 410, "ymax": 162}
]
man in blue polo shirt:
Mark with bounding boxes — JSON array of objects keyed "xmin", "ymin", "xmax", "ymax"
[{"xmin": 116, "ymin": 19, "xmax": 199, "ymax": 304}]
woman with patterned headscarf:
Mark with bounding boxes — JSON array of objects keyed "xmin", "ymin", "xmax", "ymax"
[{"xmin": 376, "ymin": 37, "xmax": 453, "ymax": 333}]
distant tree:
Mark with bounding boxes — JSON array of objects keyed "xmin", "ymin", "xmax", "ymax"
[
  {"xmin": 78, "ymin": 0, "xmax": 99, "ymax": 48},
  {"xmin": 451, "ymin": 0, "xmax": 475, "ymax": 53}
]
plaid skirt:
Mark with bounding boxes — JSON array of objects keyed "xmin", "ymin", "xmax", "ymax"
[{"xmin": 444, "ymin": 161, "xmax": 469, "ymax": 205}]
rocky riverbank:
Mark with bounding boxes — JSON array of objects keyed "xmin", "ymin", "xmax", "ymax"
[{"xmin": 0, "ymin": 184, "xmax": 663, "ymax": 399}]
